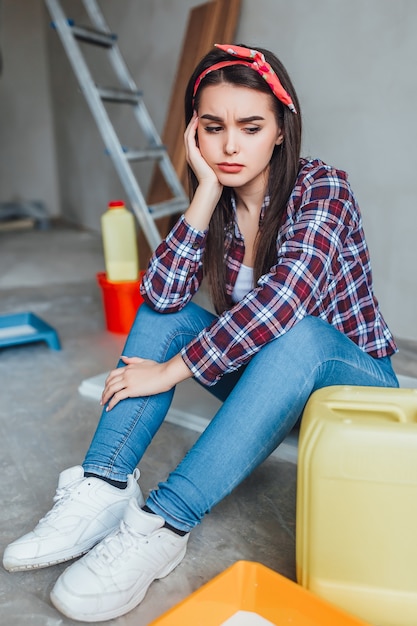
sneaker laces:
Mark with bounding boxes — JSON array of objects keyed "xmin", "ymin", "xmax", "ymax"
[
  {"xmin": 38, "ymin": 481, "xmax": 82, "ymax": 525},
  {"xmin": 92, "ymin": 521, "xmax": 146, "ymax": 566}
]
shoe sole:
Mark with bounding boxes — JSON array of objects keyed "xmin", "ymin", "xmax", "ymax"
[
  {"xmin": 3, "ymin": 530, "xmax": 116, "ymax": 572},
  {"xmin": 50, "ymin": 545, "xmax": 187, "ymax": 622},
  {"xmin": 4, "ymin": 547, "xmax": 91, "ymax": 572}
]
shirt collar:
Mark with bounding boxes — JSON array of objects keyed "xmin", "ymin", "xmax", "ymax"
[{"xmin": 229, "ymin": 193, "xmax": 271, "ymax": 233}]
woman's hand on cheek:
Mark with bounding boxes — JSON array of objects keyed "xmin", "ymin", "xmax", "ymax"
[
  {"xmin": 183, "ymin": 112, "xmax": 223, "ymax": 229},
  {"xmin": 184, "ymin": 113, "xmax": 220, "ymax": 188}
]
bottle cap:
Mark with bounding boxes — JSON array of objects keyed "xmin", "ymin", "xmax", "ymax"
[{"xmin": 108, "ymin": 200, "xmax": 125, "ymax": 209}]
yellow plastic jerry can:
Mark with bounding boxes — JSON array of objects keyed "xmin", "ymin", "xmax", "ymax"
[{"xmin": 296, "ymin": 385, "xmax": 417, "ymax": 626}]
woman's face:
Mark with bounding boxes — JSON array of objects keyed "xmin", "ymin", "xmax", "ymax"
[{"xmin": 196, "ymin": 82, "xmax": 283, "ymax": 194}]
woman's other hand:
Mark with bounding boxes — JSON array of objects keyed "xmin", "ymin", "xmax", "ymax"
[{"xmin": 101, "ymin": 354, "xmax": 192, "ymax": 411}]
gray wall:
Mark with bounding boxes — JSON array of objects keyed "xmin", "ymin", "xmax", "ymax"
[
  {"xmin": 0, "ymin": 0, "xmax": 60, "ymax": 216},
  {"xmin": 0, "ymin": 0, "xmax": 416, "ymax": 343}
]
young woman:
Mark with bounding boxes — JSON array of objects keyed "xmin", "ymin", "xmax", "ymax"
[{"xmin": 3, "ymin": 44, "xmax": 398, "ymax": 622}]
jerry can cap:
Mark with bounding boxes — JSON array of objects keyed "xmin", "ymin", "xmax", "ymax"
[{"xmin": 108, "ymin": 200, "xmax": 125, "ymax": 209}]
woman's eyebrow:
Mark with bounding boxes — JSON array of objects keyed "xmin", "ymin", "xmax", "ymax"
[{"xmin": 200, "ymin": 114, "xmax": 265, "ymax": 122}]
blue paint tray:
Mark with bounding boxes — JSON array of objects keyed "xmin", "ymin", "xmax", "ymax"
[{"xmin": 0, "ymin": 312, "xmax": 61, "ymax": 350}]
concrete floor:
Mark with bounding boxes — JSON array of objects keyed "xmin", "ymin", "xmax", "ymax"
[{"xmin": 1, "ymin": 222, "xmax": 416, "ymax": 626}]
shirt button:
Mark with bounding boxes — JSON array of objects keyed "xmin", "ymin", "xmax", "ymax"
[{"xmin": 191, "ymin": 242, "xmax": 199, "ymax": 249}]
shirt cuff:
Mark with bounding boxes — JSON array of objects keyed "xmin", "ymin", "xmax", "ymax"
[
  {"xmin": 181, "ymin": 333, "xmax": 228, "ymax": 387},
  {"xmin": 165, "ymin": 214, "xmax": 207, "ymax": 261}
]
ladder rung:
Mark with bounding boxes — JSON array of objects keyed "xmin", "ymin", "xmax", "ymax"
[
  {"xmin": 45, "ymin": 0, "xmax": 188, "ymax": 251},
  {"xmin": 149, "ymin": 198, "xmax": 188, "ymax": 220},
  {"xmin": 71, "ymin": 24, "xmax": 116, "ymax": 47},
  {"xmin": 125, "ymin": 147, "xmax": 166, "ymax": 162},
  {"xmin": 97, "ymin": 86, "xmax": 142, "ymax": 104}
]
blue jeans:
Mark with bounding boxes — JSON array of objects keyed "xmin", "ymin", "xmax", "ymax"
[{"xmin": 83, "ymin": 302, "xmax": 398, "ymax": 532}]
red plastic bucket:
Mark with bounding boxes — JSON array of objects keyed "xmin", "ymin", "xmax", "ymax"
[{"xmin": 96, "ymin": 271, "xmax": 145, "ymax": 334}]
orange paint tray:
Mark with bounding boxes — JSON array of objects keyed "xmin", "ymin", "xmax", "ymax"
[{"xmin": 149, "ymin": 560, "xmax": 370, "ymax": 625}]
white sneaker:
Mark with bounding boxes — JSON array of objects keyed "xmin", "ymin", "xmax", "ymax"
[
  {"xmin": 50, "ymin": 498, "xmax": 189, "ymax": 622},
  {"xmin": 3, "ymin": 466, "xmax": 144, "ymax": 572}
]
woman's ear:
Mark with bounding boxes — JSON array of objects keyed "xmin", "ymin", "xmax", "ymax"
[{"xmin": 275, "ymin": 128, "xmax": 284, "ymax": 146}]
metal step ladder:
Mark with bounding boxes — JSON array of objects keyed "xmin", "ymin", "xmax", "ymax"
[{"xmin": 45, "ymin": 0, "xmax": 188, "ymax": 251}]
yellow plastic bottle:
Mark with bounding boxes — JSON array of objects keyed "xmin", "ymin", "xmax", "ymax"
[{"xmin": 101, "ymin": 200, "xmax": 139, "ymax": 282}]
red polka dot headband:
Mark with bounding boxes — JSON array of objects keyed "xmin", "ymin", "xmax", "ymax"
[{"xmin": 192, "ymin": 43, "xmax": 297, "ymax": 113}]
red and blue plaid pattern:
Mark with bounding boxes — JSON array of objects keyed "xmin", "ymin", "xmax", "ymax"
[{"xmin": 141, "ymin": 158, "xmax": 397, "ymax": 386}]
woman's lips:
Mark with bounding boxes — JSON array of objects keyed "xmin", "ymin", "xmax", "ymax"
[{"xmin": 217, "ymin": 163, "xmax": 244, "ymax": 173}]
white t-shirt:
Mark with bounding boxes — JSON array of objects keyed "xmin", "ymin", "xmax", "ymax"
[{"xmin": 232, "ymin": 263, "xmax": 254, "ymax": 303}]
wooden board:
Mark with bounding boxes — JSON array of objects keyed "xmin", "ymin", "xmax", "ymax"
[{"xmin": 139, "ymin": 0, "xmax": 241, "ymax": 265}]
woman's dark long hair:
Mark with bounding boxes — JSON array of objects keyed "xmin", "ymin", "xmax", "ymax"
[{"xmin": 184, "ymin": 45, "xmax": 302, "ymax": 314}]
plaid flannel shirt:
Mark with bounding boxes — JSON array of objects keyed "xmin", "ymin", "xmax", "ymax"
[{"xmin": 140, "ymin": 158, "xmax": 397, "ymax": 386}]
